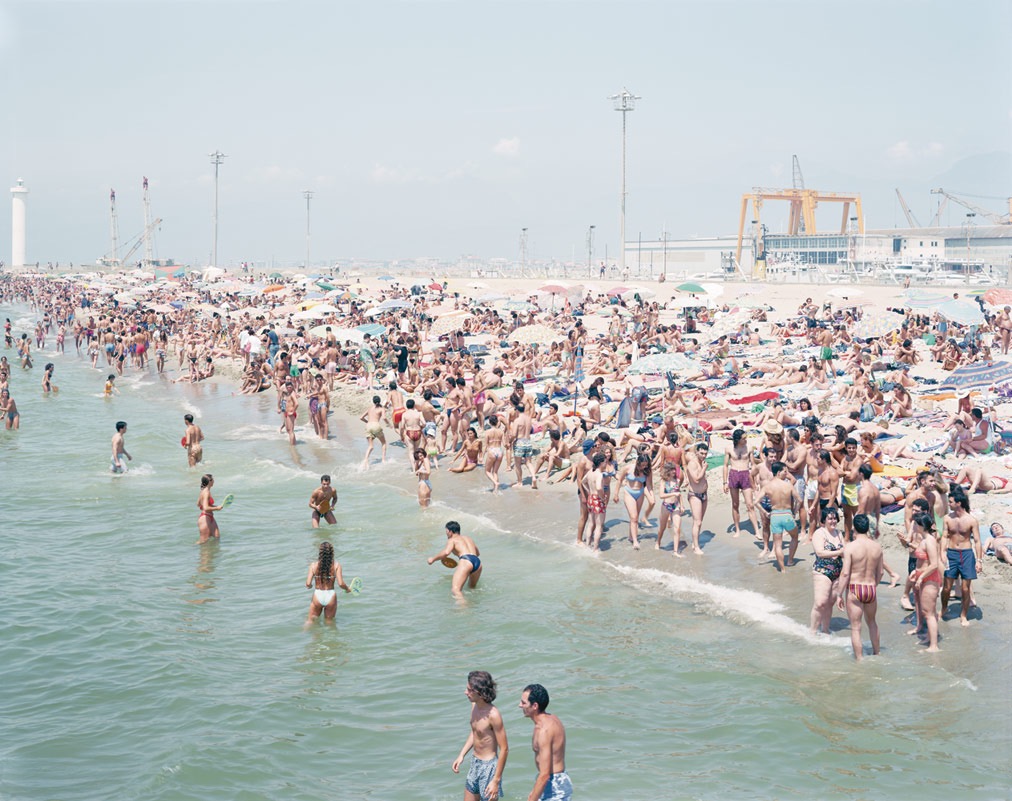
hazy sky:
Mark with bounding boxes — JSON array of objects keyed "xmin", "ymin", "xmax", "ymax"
[{"xmin": 1, "ymin": 0, "xmax": 1010, "ymax": 267}]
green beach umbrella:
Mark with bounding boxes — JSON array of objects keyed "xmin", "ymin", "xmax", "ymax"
[{"xmin": 676, "ymin": 282, "xmax": 706, "ymax": 294}]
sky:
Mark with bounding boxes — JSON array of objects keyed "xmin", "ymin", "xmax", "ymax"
[{"xmin": 1, "ymin": 0, "xmax": 1010, "ymax": 268}]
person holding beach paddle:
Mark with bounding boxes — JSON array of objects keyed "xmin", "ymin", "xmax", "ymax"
[
  {"xmin": 427, "ymin": 520, "xmax": 484, "ymax": 600},
  {"xmin": 196, "ymin": 473, "xmax": 233, "ymax": 544}
]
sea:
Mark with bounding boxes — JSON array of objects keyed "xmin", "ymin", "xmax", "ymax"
[{"xmin": 2, "ymin": 301, "xmax": 1010, "ymax": 801}]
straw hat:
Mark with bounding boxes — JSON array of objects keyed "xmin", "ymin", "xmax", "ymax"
[{"xmin": 762, "ymin": 419, "xmax": 784, "ymax": 436}]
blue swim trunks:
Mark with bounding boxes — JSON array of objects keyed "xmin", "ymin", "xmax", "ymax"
[
  {"xmin": 944, "ymin": 548, "xmax": 977, "ymax": 580},
  {"xmin": 466, "ymin": 756, "xmax": 502, "ymax": 799},
  {"xmin": 770, "ymin": 509, "xmax": 796, "ymax": 535},
  {"xmin": 461, "ymin": 554, "xmax": 481, "ymax": 572},
  {"xmin": 539, "ymin": 772, "xmax": 573, "ymax": 801}
]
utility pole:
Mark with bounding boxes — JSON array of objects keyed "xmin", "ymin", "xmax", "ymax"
[
  {"xmin": 142, "ymin": 177, "xmax": 153, "ymax": 268},
  {"xmin": 609, "ymin": 88, "xmax": 640, "ymax": 275},
  {"xmin": 661, "ymin": 226, "xmax": 669, "ymax": 281},
  {"xmin": 303, "ymin": 189, "xmax": 314, "ymax": 270},
  {"xmin": 209, "ymin": 150, "xmax": 227, "ymax": 268},
  {"xmin": 519, "ymin": 228, "xmax": 528, "ymax": 277},
  {"xmin": 586, "ymin": 225, "xmax": 595, "ymax": 278},
  {"xmin": 109, "ymin": 188, "xmax": 119, "ymax": 266}
]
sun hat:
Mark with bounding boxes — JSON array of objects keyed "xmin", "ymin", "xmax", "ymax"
[{"xmin": 762, "ymin": 419, "xmax": 784, "ymax": 436}]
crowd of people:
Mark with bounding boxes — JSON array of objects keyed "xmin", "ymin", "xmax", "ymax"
[{"xmin": 3, "ymin": 270, "xmax": 1011, "ymax": 670}]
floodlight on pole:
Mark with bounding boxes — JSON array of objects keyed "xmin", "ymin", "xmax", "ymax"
[
  {"xmin": 303, "ymin": 190, "xmax": 314, "ymax": 269},
  {"xmin": 609, "ymin": 87, "xmax": 640, "ymax": 274},
  {"xmin": 586, "ymin": 225, "xmax": 596, "ymax": 278},
  {"xmin": 209, "ymin": 150, "xmax": 227, "ymax": 268}
]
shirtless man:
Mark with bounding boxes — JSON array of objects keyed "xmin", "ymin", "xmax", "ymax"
[
  {"xmin": 815, "ymin": 450, "xmax": 841, "ymax": 527},
  {"xmin": 520, "ymin": 684, "xmax": 571, "ymax": 801},
  {"xmin": 531, "ymin": 430, "xmax": 572, "ymax": 490},
  {"xmin": 426, "ymin": 521, "xmax": 484, "ymax": 600},
  {"xmin": 784, "ymin": 428, "xmax": 809, "ymax": 540},
  {"xmin": 940, "ymin": 489, "xmax": 983, "ymax": 627},
  {"xmin": 753, "ymin": 461, "xmax": 801, "ymax": 572},
  {"xmin": 838, "ymin": 438, "xmax": 862, "ymax": 539},
  {"xmin": 386, "ymin": 380, "xmax": 407, "ymax": 430},
  {"xmin": 183, "ymin": 414, "xmax": 204, "ymax": 467},
  {"xmin": 837, "ymin": 514, "xmax": 884, "ymax": 661},
  {"xmin": 309, "ymin": 474, "xmax": 338, "ymax": 527},
  {"xmin": 360, "ymin": 395, "xmax": 388, "ymax": 468},
  {"xmin": 819, "ymin": 325, "xmax": 836, "ymax": 379},
  {"xmin": 510, "ymin": 404, "xmax": 534, "ymax": 488},
  {"xmin": 111, "ymin": 420, "xmax": 132, "ymax": 474},
  {"xmin": 751, "ymin": 446, "xmax": 776, "ymax": 558},
  {"xmin": 684, "ymin": 442, "xmax": 709, "ymax": 555},
  {"xmin": 452, "ymin": 670, "xmax": 508, "ymax": 801},
  {"xmin": 399, "ymin": 398, "xmax": 425, "ymax": 467}
]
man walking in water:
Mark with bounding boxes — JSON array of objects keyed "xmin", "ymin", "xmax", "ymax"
[
  {"xmin": 838, "ymin": 513, "xmax": 884, "ymax": 661},
  {"xmin": 520, "ymin": 684, "xmax": 571, "ymax": 801},
  {"xmin": 308, "ymin": 475, "xmax": 338, "ymax": 528},
  {"xmin": 183, "ymin": 414, "xmax": 204, "ymax": 467},
  {"xmin": 426, "ymin": 521, "xmax": 484, "ymax": 600},
  {"xmin": 111, "ymin": 421, "xmax": 132, "ymax": 474},
  {"xmin": 452, "ymin": 670, "xmax": 508, "ymax": 801}
]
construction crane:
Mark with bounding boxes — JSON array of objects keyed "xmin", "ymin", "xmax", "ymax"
[
  {"xmin": 895, "ymin": 188, "xmax": 922, "ymax": 228},
  {"xmin": 930, "ymin": 188, "xmax": 1012, "ymax": 225},
  {"xmin": 101, "ymin": 217, "xmax": 163, "ymax": 270},
  {"xmin": 792, "ymin": 155, "xmax": 806, "ymax": 231},
  {"xmin": 735, "ymin": 187, "xmax": 863, "ymax": 272}
]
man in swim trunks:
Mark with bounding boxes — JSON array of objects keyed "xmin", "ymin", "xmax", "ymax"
[
  {"xmin": 400, "ymin": 398, "xmax": 425, "ymax": 468},
  {"xmin": 426, "ymin": 521, "xmax": 484, "ymax": 601},
  {"xmin": 819, "ymin": 325, "xmax": 836, "ymax": 379},
  {"xmin": 111, "ymin": 420, "xmax": 131, "ymax": 474},
  {"xmin": 754, "ymin": 461, "xmax": 801, "ymax": 572},
  {"xmin": 838, "ymin": 514, "xmax": 884, "ymax": 661},
  {"xmin": 183, "ymin": 414, "xmax": 204, "ymax": 467},
  {"xmin": 838, "ymin": 437, "xmax": 863, "ymax": 539},
  {"xmin": 510, "ymin": 403, "xmax": 534, "ymax": 488},
  {"xmin": 520, "ymin": 683, "xmax": 571, "ymax": 801},
  {"xmin": 360, "ymin": 395, "xmax": 388, "ymax": 468},
  {"xmin": 452, "ymin": 670, "xmax": 508, "ymax": 801},
  {"xmin": 309, "ymin": 475, "xmax": 338, "ymax": 528},
  {"xmin": 940, "ymin": 488, "xmax": 983, "ymax": 627}
]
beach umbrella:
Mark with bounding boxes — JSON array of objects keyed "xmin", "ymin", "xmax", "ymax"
[
  {"xmin": 852, "ymin": 309, "xmax": 902, "ymax": 339},
  {"xmin": 666, "ymin": 295, "xmax": 712, "ymax": 310},
  {"xmin": 596, "ymin": 306, "xmax": 632, "ymax": 317},
  {"xmin": 377, "ymin": 275, "xmax": 396, "ymax": 281},
  {"xmin": 676, "ymin": 281, "xmax": 706, "ymax": 294},
  {"xmin": 428, "ymin": 282, "xmax": 443, "ymax": 291},
  {"xmin": 325, "ymin": 327, "xmax": 367, "ymax": 344},
  {"xmin": 900, "ymin": 289, "xmax": 949, "ymax": 309},
  {"xmin": 622, "ymin": 286, "xmax": 656, "ymax": 301},
  {"xmin": 269, "ymin": 272, "xmax": 284, "ymax": 279},
  {"xmin": 476, "ymin": 292, "xmax": 508, "ymax": 304},
  {"xmin": 937, "ymin": 299, "xmax": 985, "ymax": 326},
  {"xmin": 501, "ymin": 299, "xmax": 535, "ymax": 312},
  {"xmin": 700, "ymin": 283, "xmax": 725, "ymax": 298},
  {"xmin": 510, "ymin": 324, "xmax": 566, "ymax": 344},
  {"xmin": 376, "ymin": 298, "xmax": 413, "ymax": 311},
  {"xmin": 538, "ymin": 282, "xmax": 570, "ymax": 294},
  {"xmin": 263, "ymin": 284, "xmax": 286, "ymax": 294},
  {"xmin": 429, "ymin": 310, "xmax": 472, "ymax": 336},
  {"xmin": 356, "ymin": 323, "xmax": 387, "ymax": 338},
  {"xmin": 705, "ymin": 312, "xmax": 751, "ymax": 342},
  {"xmin": 171, "ymin": 268, "xmax": 186, "ymax": 279},
  {"xmin": 982, "ymin": 288, "xmax": 1012, "ymax": 307},
  {"xmin": 937, "ymin": 360, "xmax": 1012, "ymax": 393},
  {"xmin": 606, "ymin": 286, "xmax": 631, "ymax": 297},
  {"xmin": 316, "ymin": 282, "xmax": 336, "ymax": 291},
  {"xmin": 628, "ymin": 352, "xmax": 696, "ymax": 374}
]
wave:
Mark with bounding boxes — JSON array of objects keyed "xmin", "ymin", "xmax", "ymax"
[{"xmin": 606, "ymin": 564, "xmax": 852, "ymax": 649}]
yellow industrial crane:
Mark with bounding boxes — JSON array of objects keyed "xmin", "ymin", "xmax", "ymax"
[{"xmin": 736, "ymin": 188, "xmax": 864, "ymax": 277}]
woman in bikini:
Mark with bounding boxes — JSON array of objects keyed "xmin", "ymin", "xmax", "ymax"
[
  {"xmin": 196, "ymin": 474, "xmax": 224, "ymax": 545},
  {"xmin": 305, "ymin": 540, "xmax": 350, "ymax": 624},
  {"xmin": 809, "ymin": 507, "xmax": 844, "ymax": 634},
  {"xmin": 449, "ymin": 427, "xmax": 483, "ymax": 474},
  {"xmin": 908, "ymin": 513, "xmax": 941, "ymax": 652},
  {"xmin": 617, "ymin": 454, "xmax": 652, "ymax": 550},
  {"xmin": 655, "ymin": 461, "xmax": 684, "ymax": 557},
  {"xmin": 414, "ymin": 448, "xmax": 432, "ymax": 508}
]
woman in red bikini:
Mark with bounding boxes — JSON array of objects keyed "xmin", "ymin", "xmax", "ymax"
[
  {"xmin": 908, "ymin": 513, "xmax": 942, "ymax": 652},
  {"xmin": 197, "ymin": 474, "xmax": 224, "ymax": 544}
]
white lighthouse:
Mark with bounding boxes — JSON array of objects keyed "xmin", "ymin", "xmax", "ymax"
[{"xmin": 11, "ymin": 178, "xmax": 28, "ymax": 268}]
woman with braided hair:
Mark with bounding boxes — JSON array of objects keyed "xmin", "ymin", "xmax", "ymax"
[{"xmin": 305, "ymin": 541, "xmax": 349, "ymax": 624}]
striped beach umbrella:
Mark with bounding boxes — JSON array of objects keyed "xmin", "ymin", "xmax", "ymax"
[
  {"xmin": 852, "ymin": 308, "xmax": 903, "ymax": 339},
  {"xmin": 937, "ymin": 360, "xmax": 1012, "ymax": 393}
]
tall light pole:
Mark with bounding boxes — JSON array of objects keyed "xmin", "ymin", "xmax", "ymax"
[
  {"xmin": 586, "ymin": 225, "xmax": 595, "ymax": 278},
  {"xmin": 209, "ymin": 150, "xmax": 227, "ymax": 268},
  {"xmin": 965, "ymin": 212, "xmax": 976, "ymax": 278},
  {"xmin": 519, "ymin": 228, "xmax": 528, "ymax": 277},
  {"xmin": 303, "ymin": 190, "xmax": 314, "ymax": 270},
  {"xmin": 609, "ymin": 88, "xmax": 640, "ymax": 275},
  {"xmin": 661, "ymin": 226, "xmax": 669, "ymax": 281}
]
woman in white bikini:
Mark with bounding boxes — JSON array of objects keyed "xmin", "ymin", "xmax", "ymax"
[{"xmin": 305, "ymin": 541, "xmax": 350, "ymax": 624}]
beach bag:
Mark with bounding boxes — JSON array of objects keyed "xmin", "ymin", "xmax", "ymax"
[{"xmin": 859, "ymin": 403, "xmax": 875, "ymax": 423}]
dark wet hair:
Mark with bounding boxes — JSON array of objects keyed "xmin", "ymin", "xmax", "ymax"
[
  {"xmin": 317, "ymin": 541, "xmax": 334, "ymax": 584},
  {"xmin": 912, "ymin": 512, "xmax": 935, "ymax": 534},
  {"xmin": 853, "ymin": 514, "xmax": 870, "ymax": 534},
  {"xmin": 732, "ymin": 428, "xmax": 745, "ymax": 444},
  {"xmin": 523, "ymin": 683, "xmax": 549, "ymax": 712},
  {"xmin": 200, "ymin": 474, "xmax": 213, "ymax": 488},
  {"xmin": 468, "ymin": 670, "xmax": 497, "ymax": 704},
  {"xmin": 115, "ymin": 421, "xmax": 127, "ymax": 432},
  {"xmin": 446, "ymin": 521, "xmax": 461, "ymax": 535},
  {"xmin": 184, "ymin": 414, "xmax": 194, "ymax": 424},
  {"xmin": 859, "ymin": 464, "xmax": 872, "ymax": 480},
  {"xmin": 821, "ymin": 506, "xmax": 839, "ymax": 523}
]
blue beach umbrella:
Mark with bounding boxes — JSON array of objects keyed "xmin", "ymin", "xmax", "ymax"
[
  {"xmin": 937, "ymin": 360, "xmax": 1012, "ymax": 393},
  {"xmin": 937, "ymin": 299, "xmax": 985, "ymax": 326},
  {"xmin": 901, "ymin": 289, "xmax": 949, "ymax": 309},
  {"xmin": 377, "ymin": 275, "xmax": 396, "ymax": 281},
  {"xmin": 355, "ymin": 323, "xmax": 387, "ymax": 338}
]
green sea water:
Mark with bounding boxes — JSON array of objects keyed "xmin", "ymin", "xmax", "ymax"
[{"xmin": 2, "ymin": 303, "xmax": 1010, "ymax": 801}]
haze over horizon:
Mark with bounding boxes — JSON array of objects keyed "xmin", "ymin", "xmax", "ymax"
[{"xmin": 1, "ymin": 0, "xmax": 1010, "ymax": 268}]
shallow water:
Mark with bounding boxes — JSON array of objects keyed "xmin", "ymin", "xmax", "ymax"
[{"xmin": 2, "ymin": 303, "xmax": 1010, "ymax": 801}]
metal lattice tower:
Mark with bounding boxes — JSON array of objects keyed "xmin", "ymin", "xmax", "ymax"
[
  {"xmin": 142, "ymin": 177, "xmax": 155, "ymax": 267},
  {"xmin": 609, "ymin": 88, "xmax": 640, "ymax": 273},
  {"xmin": 303, "ymin": 190, "xmax": 314, "ymax": 269},
  {"xmin": 209, "ymin": 151, "xmax": 227, "ymax": 268},
  {"xmin": 519, "ymin": 228, "xmax": 528, "ymax": 277},
  {"xmin": 109, "ymin": 189, "xmax": 120, "ymax": 265}
]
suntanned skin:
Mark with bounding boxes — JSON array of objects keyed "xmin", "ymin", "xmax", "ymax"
[
  {"xmin": 452, "ymin": 677, "xmax": 509, "ymax": 801},
  {"xmin": 520, "ymin": 689, "xmax": 567, "ymax": 801}
]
